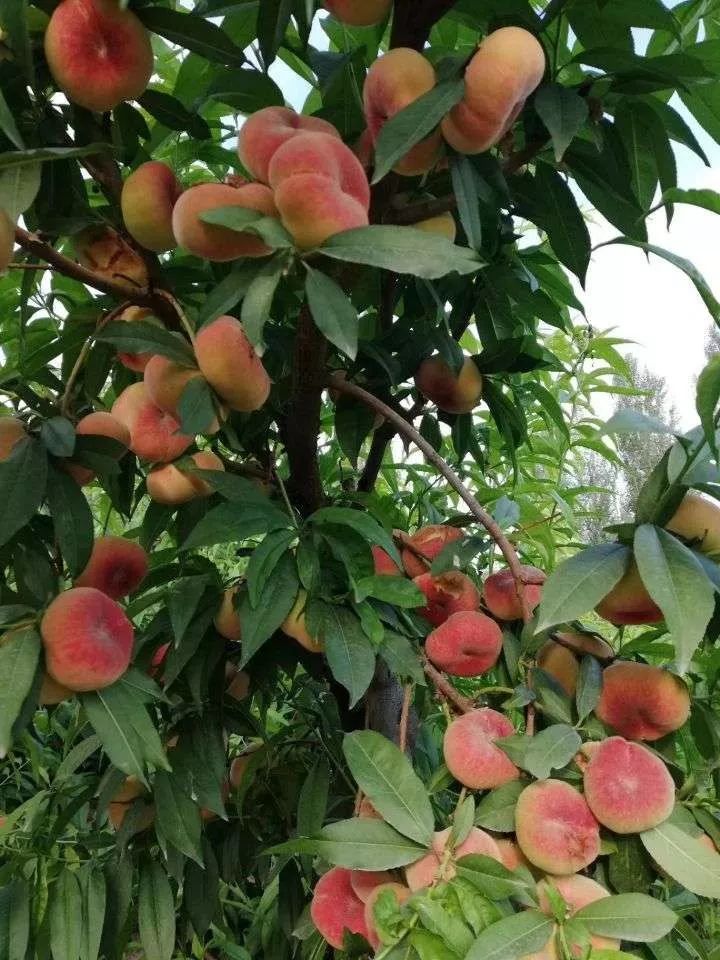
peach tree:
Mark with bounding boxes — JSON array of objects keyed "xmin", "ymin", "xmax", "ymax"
[{"xmin": 0, "ymin": 1, "xmax": 719, "ymax": 959}]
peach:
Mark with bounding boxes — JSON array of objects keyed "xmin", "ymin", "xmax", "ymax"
[
  {"xmin": 364, "ymin": 882, "xmax": 410, "ymax": 950},
  {"xmin": 229, "ymin": 753, "xmax": 253, "ymax": 790},
  {"xmin": 405, "ymin": 827, "xmax": 501, "ymax": 891},
  {"xmin": 357, "ymin": 796, "xmax": 381, "ymax": 819},
  {"xmin": 143, "ymin": 355, "xmax": 203, "ymax": 416},
  {"xmin": 215, "ymin": 586, "xmax": 241, "ymax": 642},
  {"xmin": 441, "ymin": 27, "xmax": 545, "ymax": 155},
  {"xmin": 415, "ymin": 213, "xmax": 457, "ymax": 242},
  {"xmin": 111, "ymin": 382, "xmax": 193, "ymax": 462},
  {"xmin": 495, "ymin": 839, "xmax": 531, "ymax": 872},
  {"xmin": 535, "ymin": 875, "xmax": 620, "ymax": 957},
  {"xmin": 39, "ymin": 673, "xmax": 73, "ymax": 705},
  {"xmin": 583, "ymin": 736, "xmax": 674, "ymax": 834},
  {"xmin": 74, "ymin": 536, "xmax": 148, "ymax": 599},
  {"xmin": 363, "ymin": 49, "xmax": 443, "ymax": 176},
  {"xmin": 515, "ymin": 780, "xmax": 600, "ymax": 875},
  {"xmin": 310, "ymin": 867, "xmax": 369, "ymax": 949},
  {"xmin": 415, "ymin": 355, "xmax": 483, "ymax": 415},
  {"xmin": 226, "ymin": 668, "xmax": 250, "ymax": 701},
  {"xmin": 238, "ymin": 106, "xmax": 340, "ymax": 184},
  {"xmin": 443, "ymin": 707, "xmax": 519, "ymax": 789},
  {"xmin": 426, "ymin": 610, "xmax": 502, "ymax": 676},
  {"xmin": 350, "ymin": 870, "xmax": 395, "ymax": 903},
  {"xmin": 323, "ymin": 0, "xmax": 392, "ymax": 27},
  {"xmin": 40, "ymin": 586, "xmax": 134, "ymax": 691},
  {"xmin": 0, "ymin": 209, "xmax": 15, "ymax": 271},
  {"xmin": 401, "ymin": 524, "xmax": 463, "ymax": 578},
  {"xmin": 595, "ymin": 661, "xmax": 690, "ymax": 741},
  {"xmin": 595, "ymin": 561, "xmax": 662, "ymax": 625},
  {"xmin": 109, "ymin": 800, "xmax": 155, "ymax": 832},
  {"xmin": 483, "ymin": 566, "xmax": 545, "ymax": 621},
  {"xmin": 268, "ymin": 132, "xmax": 371, "ymax": 248},
  {"xmin": 73, "ymin": 225, "xmax": 148, "ymax": 288},
  {"xmin": 194, "ymin": 316, "xmax": 270, "ymax": 413},
  {"xmin": 112, "ymin": 775, "xmax": 145, "ymax": 804},
  {"xmin": 44, "ymin": 0, "xmax": 153, "ymax": 113},
  {"xmin": 0, "ymin": 417, "xmax": 27, "ymax": 460},
  {"xmin": 666, "ymin": 491, "xmax": 720, "ymax": 557},
  {"xmin": 282, "ymin": 590, "xmax": 324, "ymax": 653},
  {"xmin": 699, "ymin": 833, "xmax": 718, "ymax": 852},
  {"xmin": 121, "ymin": 162, "xmax": 182, "ymax": 253},
  {"xmin": 536, "ymin": 642, "xmax": 579, "ymax": 697},
  {"xmin": 372, "ymin": 546, "xmax": 402, "ymax": 576},
  {"xmin": 115, "ymin": 306, "xmax": 158, "ymax": 372},
  {"xmin": 172, "ymin": 182, "xmax": 277, "ymax": 262},
  {"xmin": 148, "ymin": 642, "xmax": 169, "ymax": 679},
  {"xmin": 414, "ymin": 570, "xmax": 481, "ymax": 626},
  {"xmin": 146, "ymin": 450, "xmax": 223, "ymax": 504},
  {"xmin": 66, "ymin": 411, "xmax": 131, "ymax": 485}
]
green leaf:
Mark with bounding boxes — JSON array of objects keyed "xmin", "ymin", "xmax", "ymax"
[
  {"xmin": 535, "ymin": 84, "xmax": 588, "ymax": 161},
  {"xmin": 272, "ymin": 818, "xmax": 426, "ymax": 870},
  {"xmin": 523, "ymin": 724, "xmax": 582, "ymax": 780},
  {"xmin": 138, "ymin": 7, "xmax": 245, "ymax": 65},
  {"xmin": 79, "ymin": 868, "xmax": 106, "ymax": 960},
  {"xmin": 139, "ymin": 91, "xmax": 210, "ymax": 140},
  {"xmin": 465, "ymin": 910, "xmax": 555, "ymax": 960},
  {"xmin": 183, "ymin": 838, "xmax": 219, "ymax": 936},
  {"xmin": 0, "ymin": 144, "xmax": 112, "ymax": 168},
  {"xmin": 176, "ymin": 377, "xmax": 218, "ymax": 436},
  {"xmin": 602, "ymin": 409, "xmax": 673, "ymax": 435},
  {"xmin": 49, "ymin": 871, "xmax": 82, "ymax": 960},
  {"xmin": 40, "ymin": 417, "xmax": 75, "ymax": 457},
  {"xmin": 310, "ymin": 507, "xmax": 401, "ymax": 565},
  {"xmin": 138, "ymin": 862, "xmax": 175, "ymax": 960},
  {"xmin": 0, "ymin": 879, "xmax": 30, "ymax": 960},
  {"xmin": 535, "ymin": 543, "xmax": 630, "ymax": 632},
  {"xmin": 660, "ymin": 188, "xmax": 720, "ymax": 216},
  {"xmin": 355, "ymin": 575, "xmax": 425, "ymax": 608},
  {"xmin": 153, "ymin": 770, "xmax": 203, "ymax": 864},
  {"xmin": 257, "ymin": 0, "xmax": 293, "ymax": 65},
  {"xmin": 0, "ymin": 0, "xmax": 33, "ymax": 83},
  {"xmin": 96, "ymin": 321, "xmax": 195, "ymax": 365},
  {"xmin": 456, "ymin": 854, "xmax": 534, "ymax": 901},
  {"xmin": 451, "ymin": 156, "xmax": 483, "ymax": 251},
  {"xmin": 197, "ymin": 262, "xmax": 259, "ymax": 325},
  {"xmin": 0, "ymin": 626, "xmax": 41, "ymax": 758},
  {"xmin": 576, "ymin": 655, "xmax": 603, "ymax": 723},
  {"xmin": 641, "ymin": 822, "xmax": 720, "ymax": 899},
  {"xmin": 246, "ymin": 529, "xmax": 297, "ymax": 607},
  {"xmin": 47, "ymin": 466, "xmax": 94, "ymax": 578},
  {"xmin": 239, "ymin": 552, "xmax": 298, "ymax": 665},
  {"xmin": 343, "ymin": 731, "xmax": 434, "ymax": 845},
  {"xmin": 0, "ymin": 162, "xmax": 40, "ymax": 220},
  {"xmin": 206, "ymin": 70, "xmax": 284, "ymax": 112},
  {"xmin": 242, "ymin": 257, "xmax": 284, "ymax": 346},
  {"xmin": 319, "ymin": 226, "xmax": 483, "ymax": 278},
  {"xmin": 305, "ymin": 265, "xmax": 359, "ymax": 361},
  {"xmin": 297, "ymin": 760, "xmax": 330, "ymax": 842},
  {"xmin": 633, "ymin": 525, "xmax": 714, "ymax": 672},
  {"xmin": 474, "ymin": 781, "xmax": 524, "ymax": 834},
  {"xmin": 308, "ymin": 602, "xmax": 375, "ymax": 707},
  {"xmin": 334, "ymin": 395, "xmax": 376, "ymax": 467},
  {"xmin": 574, "ymin": 893, "xmax": 677, "ymax": 942},
  {"xmin": 373, "ymin": 79, "xmax": 464, "ymax": 183},
  {"xmin": 181, "ymin": 500, "xmax": 290, "ymax": 550},
  {"xmin": 0, "ymin": 437, "xmax": 48, "ymax": 547},
  {"xmin": 615, "ymin": 101, "xmax": 662, "ymax": 211},
  {"xmin": 696, "ymin": 355, "xmax": 720, "ymax": 461},
  {"xmin": 199, "ymin": 206, "xmax": 293, "ymax": 249}
]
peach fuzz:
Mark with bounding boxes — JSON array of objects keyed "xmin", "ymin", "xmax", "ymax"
[
  {"xmin": 111, "ymin": 382, "xmax": 193, "ymax": 462},
  {"xmin": 415, "ymin": 356, "xmax": 483, "ymax": 415},
  {"xmin": 595, "ymin": 661, "xmax": 690, "ymax": 741},
  {"xmin": 414, "ymin": 570, "xmax": 480, "ymax": 627},
  {"xmin": 121, "ymin": 162, "xmax": 182, "ymax": 253},
  {"xmin": 238, "ymin": 106, "xmax": 340, "ymax": 184},
  {"xmin": 595, "ymin": 561, "xmax": 662, "ymax": 625},
  {"xmin": 172, "ymin": 182, "xmax": 278, "ymax": 261},
  {"xmin": 350, "ymin": 870, "xmax": 395, "ymax": 903},
  {"xmin": 40, "ymin": 586, "xmax": 134, "ymax": 691},
  {"xmin": 268, "ymin": 132, "xmax": 370, "ymax": 249},
  {"xmin": 282, "ymin": 590, "xmax": 324, "ymax": 653},
  {"xmin": 73, "ymin": 225, "xmax": 148, "ymax": 288},
  {"xmin": 194, "ymin": 316, "xmax": 270, "ymax": 413},
  {"xmin": 0, "ymin": 209, "xmax": 15, "ymax": 272},
  {"xmin": 484, "ymin": 566, "xmax": 545, "ymax": 621},
  {"xmin": 215, "ymin": 586, "xmax": 241, "ymax": 642},
  {"xmin": 115, "ymin": 306, "xmax": 158, "ymax": 372},
  {"xmin": 401, "ymin": 524, "xmax": 463, "ymax": 578},
  {"xmin": 415, "ymin": 212, "xmax": 457, "ymax": 242},
  {"xmin": 666, "ymin": 491, "xmax": 720, "ymax": 557},
  {"xmin": 364, "ymin": 49, "xmax": 443, "ymax": 176},
  {"xmin": 405, "ymin": 827, "xmax": 501, "ymax": 891},
  {"xmin": 441, "ymin": 27, "xmax": 545, "ymax": 155},
  {"xmin": 533, "ymin": 875, "xmax": 620, "ymax": 958},
  {"xmin": 0, "ymin": 417, "xmax": 27, "ymax": 460},
  {"xmin": 323, "ymin": 0, "xmax": 392, "ymax": 27},
  {"xmin": 426, "ymin": 610, "xmax": 502, "ymax": 677},
  {"xmin": 364, "ymin": 882, "xmax": 410, "ymax": 950},
  {"xmin": 443, "ymin": 707, "xmax": 519, "ymax": 790},
  {"xmin": 74, "ymin": 536, "xmax": 148, "ymax": 599},
  {"xmin": 515, "ymin": 780, "xmax": 600, "ymax": 875},
  {"xmin": 310, "ymin": 867, "xmax": 369, "ymax": 949},
  {"xmin": 44, "ymin": 0, "xmax": 153, "ymax": 113},
  {"xmin": 583, "ymin": 736, "xmax": 674, "ymax": 834},
  {"xmin": 372, "ymin": 546, "xmax": 402, "ymax": 576},
  {"xmin": 39, "ymin": 673, "xmax": 73, "ymax": 705},
  {"xmin": 66, "ymin": 411, "xmax": 130, "ymax": 485}
]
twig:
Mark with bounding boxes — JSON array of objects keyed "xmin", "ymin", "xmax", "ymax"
[
  {"xmin": 398, "ymin": 684, "xmax": 413, "ymax": 751},
  {"xmin": 8, "ymin": 262, "xmax": 58, "ymax": 271},
  {"xmin": 423, "ymin": 657, "xmax": 473, "ymax": 714}
]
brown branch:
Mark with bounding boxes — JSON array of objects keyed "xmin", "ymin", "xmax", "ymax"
[
  {"xmin": 398, "ymin": 684, "xmax": 413, "ymax": 751},
  {"xmin": 423, "ymin": 657, "xmax": 473, "ymax": 714}
]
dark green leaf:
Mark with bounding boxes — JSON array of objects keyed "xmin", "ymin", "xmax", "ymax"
[
  {"xmin": 176, "ymin": 377, "xmax": 217, "ymax": 436},
  {"xmin": 0, "ymin": 625, "xmax": 41, "ymax": 758},
  {"xmin": 49, "ymin": 871, "xmax": 82, "ymax": 960},
  {"xmin": 535, "ymin": 84, "xmax": 588, "ymax": 161},
  {"xmin": 574, "ymin": 893, "xmax": 677, "ymax": 942},
  {"xmin": 246, "ymin": 529, "xmax": 296, "ymax": 606},
  {"xmin": 320, "ymin": 226, "xmax": 483, "ymax": 278},
  {"xmin": 47, "ymin": 466, "xmax": 94, "ymax": 578},
  {"xmin": 305, "ymin": 265, "xmax": 359, "ymax": 360},
  {"xmin": 242, "ymin": 257, "xmax": 284, "ymax": 346},
  {"xmin": 154, "ymin": 770, "xmax": 203, "ymax": 864},
  {"xmin": 138, "ymin": 862, "xmax": 175, "ymax": 960},
  {"xmin": 96, "ymin": 321, "xmax": 195, "ymax": 365},
  {"xmin": 0, "ymin": 437, "xmax": 48, "ymax": 547},
  {"xmin": 239, "ymin": 552, "xmax": 298, "ymax": 665},
  {"xmin": 138, "ymin": 7, "xmax": 245, "ymax": 65},
  {"xmin": 523, "ymin": 724, "xmax": 581, "ymax": 780},
  {"xmin": 181, "ymin": 500, "xmax": 290, "ymax": 550},
  {"xmin": 308, "ymin": 600, "xmax": 375, "ymax": 707},
  {"xmin": 536, "ymin": 543, "xmax": 630, "ymax": 632},
  {"xmin": 465, "ymin": 910, "xmax": 554, "ymax": 960},
  {"xmin": 206, "ymin": 70, "xmax": 284, "ymax": 111}
]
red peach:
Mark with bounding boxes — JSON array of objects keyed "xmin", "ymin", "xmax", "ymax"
[
  {"xmin": 282, "ymin": 590, "xmax": 324, "ymax": 653},
  {"xmin": 426, "ymin": 610, "xmax": 502, "ymax": 677},
  {"xmin": 372, "ymin": 546, "xmax": 402, "ymax": 576},
  {"xmin": 515, "ymin": 780, "xmax": 600, "ymax": 875},
  {"xmin": 238, "ymin": 106, "xmax": 340, "ymax": 184},
  {"xmin": 194, "ymin": 316, "xmax": 270, "ymax": 413},
  {"xmin": 401, "ymin": 524, "xmax": 463, "ymax": 578},
  {"xmin": 483, "ymin": 566, "xmax": 545, "ymax": 621},
  {"xmin": 0, "ymin": 418, "xmax": 27, "ymax": 460},
  {"xmin": 115, "ymin": 306, "xmax": 158, "ymax": 372},
  {"xmin": 111, "ymin": 382, "xmax": 193, "ymax": 462},
  {"xmin": 349, "ymin": 870, "xmax": 395, "ymax": 903},
  {"xmin": 414, "ymin": 570, "xmax": 481, "ymax": 626},
  {"xmin": 310, "ymin": 867, "xmax": 369, "ymax": 949},
  {"xmin": 595, "ymin": 561, "xmax": 663, "ymax": 626},
  {"xmin": 595, "ymin": 661, "xmax": 690, "ymax": 741},
  {"xmin": 405, "ymin": 827, "xmax": 501, "ymax": 891},
  {"xmin": 415, "ymin": 356, "xmax": 483, "ymax": 414},
  {"xmin": 146, "ymin": 450, "xmax": 224, "ymax": 505},
  {"xmin": 495, "ymin": 838, "xmax": 531, "ymax": 872},
  {"xmin": 74, "ymin": 536, "xmax": 148, "ymax": 599},
  {"xmin": 443, "ymin": 707, "xmax": 519, "ymax": 790},
  {"xmin": 172, "ymin": 182, "xmax": 278, "ymax": 261},
  {"xmin": 121, "ymin": 161, "xmax": 182, "ymax": 253}
]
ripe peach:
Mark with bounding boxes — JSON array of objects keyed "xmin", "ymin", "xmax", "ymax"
[
  {"xmin": 226, "ymin": 668, "xmax": 250, "ymax": 701},
  {"xmin": 405, "ymin": 827, "xmax": 501, "ymax": 891},
  {"xmin": 401, "ymin": 524, "xmax": 463, "ymax": 578},
  {"xmin": 282, "ymin": 590, "xmax": 324, "ymax": 653},
  {"xmin": 363, "ymin": 49, "xmax": 443, "ymax": 176},
  {"xmin": 596, "ymin": 661, "xmax": 690, "ymax": 741},
  {"xmin": 595, "ymin": 561, "xmax": 662, "ymax": 625},
  {"xmin": 372, "ymin": 546, "xmax": 402, "ymax": 576},
  {"xmin": 238, "ymin": 106, "xmax": 340, "ymax": 184},
  {"xmin": 66, "ymin": 411, "xmax": 131, "ymax": 485},
  {"xmin": 535, "ymin": 875, "xmax": 620, "ymax": 957},
  {"xmin": 323, "ymin": 0, "xmax": 392, "ymax": 27},
  {"xmin": 121, "ymin": 162, "xmax": 182, "ymax": 253},
  {"xmin": 215, "ymin": 586, "xmax": 241, "ymax": 642},
  {"xmin": 73, "ymin": 225, "xmax": 148, "ymax": 288},
  {"xmin": 109, "ymin": 800, "xmax": 155, "ymax": 832},
  {"xmin": 74, "ymin": 536, "xmax": 148, "ymax": 599},
  {"xmin": 40, "ymin": 586, "xmax": 134, "ymax": 691},
  {"xmin": 414, "ymin": 570, "xmax": 481, "ymax": 626},
  {"xmin": 44, "ymin": 0, "xmax": 153, "ymax": 113},
  {"xmin": 148, "ymin": 642, "xmax": 169, "ymax": 679},
  {"xmin": 495, "ymin": 839, "xmax": 531, "ymax": 872},
  {"xmin": 415, "ymin": 213, "xmax": 457, "ymax": 242},
  {"xmin": 111, "ymin": 382, "xmax": 193, "ymax": 462},
  {"xmin": 172, "ymin": 182, "xmax": 278, "ymax": 261},
  {"xmin": 268, "ymin": 132, "xmax": 371, "ymax": 248},
  {"xmin": 115, "ymin": 306, "xmax": 158, "ymax": 372},
  {"xmin": 143, "ymin": 355, "xmax": 201, "ymax": 415},
  {"xmin": 112, "ymin": 775, "xmax": 145, "ymax": 804},
  {"xmin": 441, "ymin": 27, "xmax": 545, "ymax": 155},
  {"xmin": 666, "ymin": 491, "xmax": 720, "ymax": 557},
  {"xmin": 310, "ymin": 867, "xmax": 369, "ymax": 949},
  {"xmin": 443, "ymin": 707, "xmax": 519, "ymax": 789},
  {"xmin": 146, "ymin": 450, "xmax": 224, "ymax": 505},
  {"xmin": 583, "ymin": 736, "xmax": 674, "ymax": 834},
  {"xmin": 350, "ymin": 870, "xmax": 395, "ymax": 903},
  {"xmin": 194, "ymin": 316, "xmax": 270, "ymax": 412},
  {"xmin": 515, "ymin": 780, "xmax": 600, "ymax": 875},
  {"xmin": 357, "ymin": 796, "xmax": 381, "ymax": 819},
  {"xmin": 364, "ymin": 882, "xmax": 410, "ymax": 950},
  {"xmin": 39, "ymin": 673, "xmax": 73, "ymax": 705},
  {"xmin": 536, "ymin": 631, "xmax": 614, "ymax": 697},
  {"xmin": 415, "ymin": 356, "xmax": 483, "ymax": 415},
  {"xmin": 483, "ymin": 566, "xmax": 545, "ymax": 621},
  {"xmin": 0, "ymin": 209, "xmax": 15, "ymax": 271},
  {"xmin": 0, "ymin": 417, "xmax": 27, "ymax": 460},
  {"xmin": 426, "ymin": 610, "xmax": 502, "ymax": 676}
]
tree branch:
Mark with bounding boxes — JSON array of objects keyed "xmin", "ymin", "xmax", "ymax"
[{"xmin": 423, "ymin": 657, "xmax": 473, "ymax": 713}]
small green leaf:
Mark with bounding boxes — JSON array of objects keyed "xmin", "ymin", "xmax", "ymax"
[
  {"xmin": 0, "ymin": 161, "xmax": 40, "ymax": 220},
  {"xmin": 138, "ymin": 7, "xmax": 245, "ymax": 65},
  {"xmin": 239, "ymin": 552, "xmax": 298, "ymax": 665},
  {"xmin": 0, "ymin": 437, "xmax": 48, "ymax": 547},
  {"xmin": 355, "ymin": 575, "xmax": 425, "ymax": 608},
  {"xmin": 475, "ymin": 781, "xmax": 524, "ymax": 834},
  {"xmin": 270, "ymin": 818, "xmax": 426, "ymax": 870},
  {"xmin": 576, "ymin": 656, "xmax": 603, "ymax": 722},
  {"xmin": 49, "ymin": 871, "xmax": 82, "ymax": 960},
  {"xmin": 535, "ymin": 84, "xmax": 588, "ymax": 161},
  {"xmin": 523, "ymin": 724, "xmax": 582, "ymax": 780},
  {"xmin": 641, "ymin": 822, "xmax": 720, "ymax": 899},
  {"xmin": 574, "ymin": 893, "xmax": 676, "ymax": 942},
  {"xmin": 0, "ymin": 626, "xmax": 40, "ymax": 758},
  {"xmin": 153, "ymin": 770, "xmax": 203, "ymax": 864},
  {"xmin": 310, "ymin": 507, "xmax": 401, "ymax": 565},
  {"xmin": 456, "ymin": 854, "xmax": 534, "ymax": 901},
  {"xmin": 465, "ymin": 910, "xmax": 555, "ymax": 960},
  {"xmin": 696, "ymin": 355, "xmax": 720, "ymax": 461},
  {"xmin": 47, "ymin": 466, "xmax": 94, "ymax": 578},
  {"xmin": 138, "ymin": 862, "xmax": 175, "ymax": 960},
  {"xmin": 536, "ymin": 543, "xmax": 630, "ymax": 632},
  {"xmin": 305, "ymin": 265, "xmax": 359, "ymax": 361},
  {"xmin": 308, "ymin": 601, "xmax": 375, "ymax": 707},
  {"xmin": 241, "ymin": 258, "xmax": 284, "ymax": 346},
  {"xmin": 96, "ymin": 321, "xmax": 195, "ymax": 365}
]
